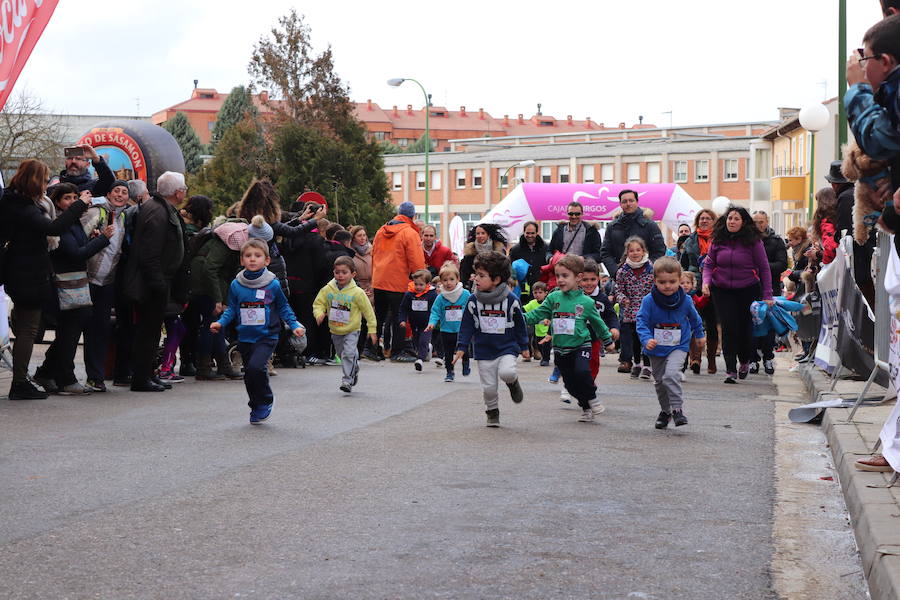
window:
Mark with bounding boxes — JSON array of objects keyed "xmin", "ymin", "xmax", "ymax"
[
  {"xmin": 723, "ymin": 159, "xmax": 739, "ymax": 181},
  {"xmin": 541, "ymin": 221, "xmax": 555, "ymax": 243},
  {"xmin": 514, "ymin": 166, "xmax": 526, "ymax": 185},
  {"xmin": 499, "ymin": 168, "xmax": 509, "ymax": 188},
  {"xmin": 457, "ymin": 212, "xmax": 481, "ymax": 235},
  {"xmin": 540, "ymin": 166, "xmax": 552, "ymax": 183},
  {"xmin": 472, "ymin": 169, "xmax": 483, "ymax": 188},
  {"xmin": 416, "ymin": 171, "xmax": 425, "ymax": 190},
  {"xmin": 430, "ymin": 138, "xmax": 438, "ymax": 150},
  {"xmin": 392, "ymin": 172, "xmax": 402, "ymax": 191},
  {"xmin": 647, "ymin": 162, "xmax": 661, "ymax": 183},
  {"xmin": 695, "ymin": 160, "xmax": 709, "ymax": 182},
  {"xmin": 397, "ymin": 138, "xmax": 409, "ymax": 147},
  {"xmin": 372, "ymin": 131, "xmax": 386, "ymax": 141},
  {"xmin": 626, "ymin": 163, "xmax": 640, "ymax": 183},
  {"xmin": 207, "ymin": 121, "xmax": 216, "ymax": 131},
  {"xmin": 582, "ymin": 165, "xmax": 595, "ymax": 183},
  {"xmin": 754, "ymin": 149, "xmax": 771, "ymax": 179},
  {"xmin": 673, "ymin": 160, "xmax": 688, "ymax": 183},
  {"xmin": 456, "ymin": 169, "xmax": 466, "ymax": 189},
  {"xmin": 601, "ymin": 164, "xmax": 614, "ymax": 183},
  {"xmin": 559, "ymin": 166, "xmax": 570, "ymax": 183},
  {"xmin": 417, "ymin": 213, "xmax": 441, "ymax": 231},
  {"xmin": 431, "ymin": 171, "xmax": 441, "ymax": 190}
]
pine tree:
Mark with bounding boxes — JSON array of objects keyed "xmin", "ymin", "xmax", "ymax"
[
  {"xmin": 162, "ymin": 111, "xmax": 203, "ymax": 174},
  {"xmin": 211, "ymin": 86, "xmax": 258, "ymax": 150}
]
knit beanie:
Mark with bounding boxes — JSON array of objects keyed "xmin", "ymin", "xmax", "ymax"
[
  {"xmin": 398, "ymin": 201, "xmax": 416, "ymax": 218},
  {"xmin": 110, "ymin": 180, "xmax": 129, "ymax": 192},
  {"xmin": 248, "ymin": 215, "xmax": 274, "ymax": 242}
]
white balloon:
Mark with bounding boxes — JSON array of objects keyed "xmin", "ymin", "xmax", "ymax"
[
  {"xmin": 711, "ymin": 196, "xmax": 731, "ymax": 216},
  {"xmin": 799, "ymin": 103, "xmax": 830, "ymax": 133}
]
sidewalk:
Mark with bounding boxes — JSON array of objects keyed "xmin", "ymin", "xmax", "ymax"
[{"xmin": 799, "ymin": 362, "xmax": 900, "ymax": 600}]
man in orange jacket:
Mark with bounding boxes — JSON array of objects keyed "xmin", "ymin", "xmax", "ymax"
[{"xmin": 372, "ymin": 201, "xmax": 426, "ymax": 361}]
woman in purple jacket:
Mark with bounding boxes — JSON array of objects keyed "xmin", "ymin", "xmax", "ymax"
[{"xmin": 701, "ymin": 206, "xmax": 774, "ymax": 384}]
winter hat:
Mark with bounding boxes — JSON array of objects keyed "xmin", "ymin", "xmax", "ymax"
[
  {"xmin": 398, "ymin": 201, "xmax": 416, "ymax": 219},
  {"xmin": 248, "ymin": 214, "xmax": 274, "ymax": 242},
  {"xmin": 110, "ymin": 179, "xmax": 129, "ymax": 192}
]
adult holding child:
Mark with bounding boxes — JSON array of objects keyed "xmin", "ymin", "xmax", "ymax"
[
  {"xmin": 701, "ymin": 206, "xmax": 774, "ymax": 384},
  {"xmin": 680, "ymin": 209, "xmax": 719, "ymax": 374}
]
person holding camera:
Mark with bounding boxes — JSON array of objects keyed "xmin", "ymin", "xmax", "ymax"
[{"xmin": 55, "ymin": 144, "xmax": 115, "ymax": 199}]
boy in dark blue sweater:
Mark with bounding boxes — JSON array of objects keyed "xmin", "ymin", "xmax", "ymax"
[
  {"xmin": 398, "ymin": 268, "xmax": 438, "ymax": 372},
  {"xmin": 211, "ymin": 239, "xmax": 304, "ymax": 424},
  {"xmin": 455, "ymin": 251, "xmax": 529, "ymax": 427}
]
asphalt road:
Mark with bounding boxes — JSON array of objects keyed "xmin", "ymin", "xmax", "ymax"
[{"xmin": 0, "ymin": 353, "xmax": 778, "ymax": 599}]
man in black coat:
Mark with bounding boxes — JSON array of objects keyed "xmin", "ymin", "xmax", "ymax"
[
  {"xmin": 53, "ymin": 144, "xmax": 115, "ymax": 198},
  {"xmin": 598, "ymin": 189, "xmax": 666, "ymax": 278},
  {"xmin": 548, "ymin": 201, "xmax": 602, "ymax": 261},
  {"xmin": 122, "ymin": 171, "xmax": 188, "ymax": 392}
]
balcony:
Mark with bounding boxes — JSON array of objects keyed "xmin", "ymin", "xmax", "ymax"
[{"xmin": 771, "ymin": 173, "xmax": 806, "ymax": 202}]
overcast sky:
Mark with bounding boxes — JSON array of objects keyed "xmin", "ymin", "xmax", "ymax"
[{"xmin": 12, "ymin": 0, "xmax": 885, "ymax": 127}]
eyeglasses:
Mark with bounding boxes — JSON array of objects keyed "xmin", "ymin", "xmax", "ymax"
[
  {"xmin": 568, "ymin": 212, "xmax": 582, "ymax": 217},
  {"xmin": 857, "ymin": 48, "xmax": 882, "ymax": 63}
]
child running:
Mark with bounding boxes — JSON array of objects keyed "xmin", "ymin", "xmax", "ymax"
[
  {"xmin": 426, "ymin": 263, "xmax": 471, "ymax": 382},
  {"xmin": 455, "ymin": 251, "xmax": 529, "ymax": 427},
  {"xmin": 211, "ymin": 239, "xmax": 305, "ymax": 424},
  {"xmin": 523, "ymin": 282, "xmax": 552, "ymax": 367},
  {"xmin": 398, "ymin": 269, "xmax": 438, "ymax": 372},
  {"xmin": 525, "ymin": 254, "xmax": 612, "ymax": 422},
  {"xmin": 636, "ymin": 257, "xmax": 705, "ymax": 429},
  {"xmin": 313, "ymin": 256, "xmax": 378, "ymax": 393},
  {"xmin": 615, "ymin": 236, "xmax": 654, "ymax": 380},
  {"xmin": 679, "ymin": 270, "xmax": 707, "ymax": 377},
  {"xmin": 580, "ymin": 259, "xmax": 620, "ymax": 381}
]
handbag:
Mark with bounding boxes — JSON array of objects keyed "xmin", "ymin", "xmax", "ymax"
[{"xmin": 55, "ymin": 271, "xmax": 92, "ymax": 310}]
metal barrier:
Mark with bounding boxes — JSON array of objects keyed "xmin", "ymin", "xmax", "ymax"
[{"xmin": 847, "ymin": 231, "xmax": 894, "ymax": 421}]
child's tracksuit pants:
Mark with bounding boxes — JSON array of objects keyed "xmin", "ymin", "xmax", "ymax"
[{"xmin": 554, "ymin": 345, "xmax": 597, "ymax": 410}]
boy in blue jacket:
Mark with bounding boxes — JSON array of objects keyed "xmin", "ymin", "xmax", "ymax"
[
  {"xmin": 636, "ymin": 257, "xmax": 705, "ymax": 430},
  {"xmin": 211, "ymin": 239, "xmax": 305, "ymax": 424},
  {"xmin": 398, "ymin": 269, "xmax": 438, "ymax": 372},
  {"xmin": 426, "ymin": 263, "xmax": 471, "ymax": 382}
]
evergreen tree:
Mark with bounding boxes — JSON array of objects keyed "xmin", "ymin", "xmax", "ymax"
[
  {"xmin": 211, "ymin": 85, "xmax": 258, "ymax": 150},
  {"xmin": 162, "ymin": 111, "xmax": 203, "ymax": 174},
  {"xmin": 379, "ymin": 133, "xmax": 431, "ymax": 155}
]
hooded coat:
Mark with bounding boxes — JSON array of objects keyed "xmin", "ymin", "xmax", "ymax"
[
  {"xmin": 598, "ymin": 208, "xmax": 666, "ymax": 278},
  {"xmin": 508, "ymin": 234, "xmax": 548, "ymax": 287},
  {"xmin": 372, "ymin": 215, "xmax": 426, "ymax": 293},
  {"xmin": 460, "ymin": 240, "xmax": 506, "ymax": 289}
]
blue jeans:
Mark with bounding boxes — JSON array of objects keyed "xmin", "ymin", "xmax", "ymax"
[{"xmin": 238, "ymin": 338, "xmax": 277, "ymax": 409}]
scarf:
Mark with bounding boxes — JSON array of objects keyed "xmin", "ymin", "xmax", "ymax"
[
  {"xmin": 353, "ymin": 242, "xmax": 371, "ymax": 256},
  {"xmin": 696, "ymin": 228, "xmax": 712, "ymax": 256},
  {"xmin": 625, "ymin": 255, "xmax": 649, "ymax": 270},
  {"xmin": 440, "ymin": 281, "xmax": 464, "ymax": 303},
  {"xmin": 474, "ymin": 240, "xmax": 494, "ymax": 253},
  {"xmin": 236, "ymin": 268, "xmax": 276, "ymax": 289},
  {"xmin": 474, "ymin": 282, "xmax": 509, "ymax": 304},
  {"xmin": 651, "ymin": 286, "xmax": 685, "ymax": 310},
  {"xmin": 38, "ymin": 196, "xmax": 59, "ymax": 251}
]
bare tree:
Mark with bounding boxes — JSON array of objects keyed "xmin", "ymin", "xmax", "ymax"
[{"xmin": 0, "ymin": 90, "xmax": 66, "ymax": 177}]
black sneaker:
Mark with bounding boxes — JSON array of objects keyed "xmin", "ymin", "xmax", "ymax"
[
  {"xmin": 654, "ymin": 411, "xmax": 671, "ymax": 429},
  {"xmin": 724, "ymin": 372, "xmax": 738, "ymax": 384},
  {"xmin": 485, "ymin": 408, "xmax": 500, "ymax": 427},
  {"xmin": 749, "ymin": 362, "xmax": 759, "ymax": 374},
  {"xmin": 763, "ymin": 360, "xmax": 775, "ymax": 375},
  {"xmin": 672, "ymin": 410, "xmax": 688, "ymax": 426},
  {"xmin": 113, "ymin": 375, "xmax": 132, "ymax": 387},
  {"xmin": 32, "ymin": 375, "xmax": 57, "ymax": 394},
  {"xmin": 630, "ymin": 366, "xmax": 641, "ymax": 379},
  {"xmin": 9, "ymin": 380, "xmax": 49, "ymax": 400},
  {"xmin": 690, "ymin": 361, "xmax": 701, "ymax": 375},
  {"xmin": 506, "ymin": 379, "xmax": 524, "ymax": 403},
  {"xmin": 339, "ymin": 383, "xmax": 352, "ymax": 393},
  {"xmin": 390, "ymin": 352, "xmax": 417, "ymax": 363}
]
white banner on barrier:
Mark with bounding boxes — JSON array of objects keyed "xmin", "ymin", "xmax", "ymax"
[
  {"xmin": 881, "ymin": 235, "xmax": 900, "ymax": 471},
  {"xmin": 814, "ymin": 255, "xmax": 843, "ymax": 374}
]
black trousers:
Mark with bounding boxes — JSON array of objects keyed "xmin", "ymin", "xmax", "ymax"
[
  {"xmin": 619, "ymin": 322, "xmax": 649, "ymax": 366},
  {"xmin": 84, "ymin": 283, "xmax": 115, "ymax": 382},
  {"xmin": 754, "ymin": 330, "xmax": 776, "ymax": 362},
  {"xmin": 113, "ymin": 291, "xmax": 135, "ymax": 381},
  {"xmin": 555, "ymin": 346, "xmax": 596, "ymax": 409},
  {"xmin": 711, "ymin": 284, "xmax": 760, "ymax": 373},
  {"xmin": 538, "ymin": 340, "xmax": 553, "ymax": 363},
  {"xmin": 374, "ymin": 289, "xmax": 405, "ymax": 354},
  {"xmin": 441, "ymin": 330, "xmax": 469, "ymax": 374},
  {"xmin": 238, "ymin": 338, "xmax": 276, "ymax": 409},
  {"xmin": 36, "ymin": 306, "xmax": 90, "ymax": 387},
  {"xmin": 131, "ymin": 296, "xmax": 165, "ymax": 383},
  {"xmin": 290, "ymin": 292, "xmax": 330, "ymax": 359}
]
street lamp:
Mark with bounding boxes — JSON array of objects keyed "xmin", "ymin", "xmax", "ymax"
[
  {"xmin": 388, "ymin": 77, "xmax": 431, "ymax": 222},
  {"xmin": 799, "ymin": 103, "xmax": 830, "ymax": 220},
  {"xmin": 499, "ymin": 160, "xmax": 536, "ymax": 201}
]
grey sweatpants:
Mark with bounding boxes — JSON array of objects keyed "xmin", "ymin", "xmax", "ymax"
[
  {"xmin": 477, "ymin": 354, "xmax": 518, "ymax": 410},
  {"xmin": 332, "ymin": 330, "xmax": 360, "ymax": 387},
  {"xmin": 648, "ymin": 349, "xmax": 687, "ymax": 412}
]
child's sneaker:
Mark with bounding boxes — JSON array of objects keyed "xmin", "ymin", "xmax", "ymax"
[
  {"xmin": 749, "ymin": 361, "xmax": 759, "ymax": 374},
  {"xmin": 414, "ymin": 359, "xmax": 423, "ymax": 372},
  {"xmin": 763, "ymin": 359, "xmax": 775, "ymax": 375},
  {"xmin": 639, "ymin": 366, "xmax": 652, "ymax": 380},
  {"xmin": 655, "ymin": 411, "xmax": 671, "ymax": 429},
  {"xmin": 462, "ymin": 362, "xmax": 471, "ymax": 377},
  {"xmin": 679, "ymin": 371, "xmax": 686, "ymax": 382},
  {"xmin": 589, "ymin": 399, "xmax": 605, "ymax": 415},
  {"xmin": 506, "ymin": 379, "xmax": 524, "ymax": 403},
  {"xmin": 444, "ymin": 372, "xmax": 454, "ymax": 383},
  {"xmin": 577, "ymin": 409, "xmax": 594, "ymax": 422},
  {"xmin": 158, "ymin": 370, "xmax": 185, "ymax": 383},
  {"xmin": 724, "ymin": 372, "xmax": 738, "ymax": 384},
  {"xmin": 339, "ymin": 383, "xmax": 352, "ymax": 393},
  {"xmin": 630, "ymin": 366, "xmax": 641, "ymax": 379},
  {"xmin": 539, "ymin": 359, "xmax": 549, "ymax": 367},
  {"xmin": 485, "ymin": 408, "xmax": 500, "ymax": 427},
  {"xmin": 250, "ymin": 404, "xmax": 272, "ymax": 424},
  {"xmin": 548, "ymin": 367, "xmax": 560, "ymax": 384},
  {"xmin": 560, "ymin": 389, "xmax": 572, "ymax": 403},
  {"xmin": 434, "ymin": 358, "xmax": 444, "ymax": 368},
  {"xmin": 672, "ymin": 409, "xmax": 688, "ymax": 426},
  {"xmin": 738, "ymin": 363, "xmax": 749, "ymax": 379},
  {"xmin": 690, "ymin": 361, "xmax": 701, "ymax": 375}
]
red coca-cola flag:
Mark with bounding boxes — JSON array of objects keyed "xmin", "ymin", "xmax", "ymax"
[{"xmin": 0, "ymin": 1, "xmax": 60, "ymax": 110}]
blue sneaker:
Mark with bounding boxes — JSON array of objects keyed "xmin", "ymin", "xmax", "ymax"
[
  {"xmin": 444, "ymin": 372, "xmax": 454, "ymax": 382},
  {"xmin": 250, "ymin": 404, "xmax": 272, "ymax": 425},
  {"xmin": 462, "ymin": 362, "xmax": 471, "ymax": 377},
  {"xmin": 549, "ymin": 367, "xmax": 560, "ymax": 384}
]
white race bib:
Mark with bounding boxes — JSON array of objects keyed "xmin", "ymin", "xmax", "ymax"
[
  {"xmin": 240, "ymin": 302, "xmax": 266, "ymax": 326},
  {"xmin": 412, "ymin": 299, "xmax": 428, "ymax": 312},
  {"xmin": 552, "ymin": 317, "xmax": 576, "ymax": 335},
  {"xmin": 479, "ymin": 310, "xmax": 507, "ymax": 334},
  {"xmin": 654, "ymin": 324, "xmax": 681, "ymax": 346},
  {"xmin": 329, "ymin": 302, "xmax": 351, "ymax": 324},
  {"xmin": 445, "ymin": 308, "xmax": 463, "ymax": 322}
]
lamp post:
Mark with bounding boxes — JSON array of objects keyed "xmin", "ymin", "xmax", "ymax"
[
  {"xmin": 498, "ymin": 159, "xmax": 535, "ymax": 202},
  {"xmin": 388, "ymin": 77, "xmax": 430, "ymax": 222},
  {"xmin": 799, "ymin": 103, "xmax": 830, "ymax": 220}
]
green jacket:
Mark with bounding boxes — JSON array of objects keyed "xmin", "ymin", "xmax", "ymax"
[
  {"xmin": 523, "ymin": 298, "xmax": 550, "ymax": 338},
  {"xmin": 524, "ymin": 288, "xmax": 611, "ymax": 351},
  {"xmin": 190, "ymin": 236, "xmax": 240, "ymax": 304}
]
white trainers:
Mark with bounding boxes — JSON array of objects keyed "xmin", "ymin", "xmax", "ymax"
[
  {"xmin": 589, "ymin": 400, "xmax": 606, "ymax": 415},
  {"xmin": 434, "ymin": 358, "xmax": 444, "ymax": 368},
  {"xmin": 578, "ymin": 409, "xmax": 594, "ymax": 422},
  {"xmin": 680, "ymin": 371, "xmax": 686, "ymax": 382},
  {"xmin": 560, "ymin": 390, "xmax": 573, "ymax": 403},
  {"xmin": 414, "ymin": 359, "xmax": 423, "ymax": 372}
]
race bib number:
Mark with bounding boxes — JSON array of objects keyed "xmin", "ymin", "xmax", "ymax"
[
  {"xmin": 654, "ymin": 323, "xmax": 681, "ymax": 346},
  {"xmin": 240, "ymin": 301, "xmax": 266, "ymax": 326},
  {"xmin": 552, "ymin": 312, "xmax": 576, "ymax": 335},
  {"xmin": 329, "ymin": 301, "xmax": 351, "ymax": 324},
  {"xmin": 412, "ymin": 299, "xmax": 429, "ymax": 312},
  {"xmin": 479, "ymin": 309, "xmax": 507, "ymax": 334},
  {"xmin": 445, "ymin": 306, "xmax": 463, "ymax": 322}
]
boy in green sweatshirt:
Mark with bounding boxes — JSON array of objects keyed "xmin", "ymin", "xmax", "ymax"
[
  {"xmin": 313, "ymin": 256, "xmax": 378, "ymax": 393},
  {"xmin": 525, "ymin": 254, "xmax": 613, "ymax": 422}
]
